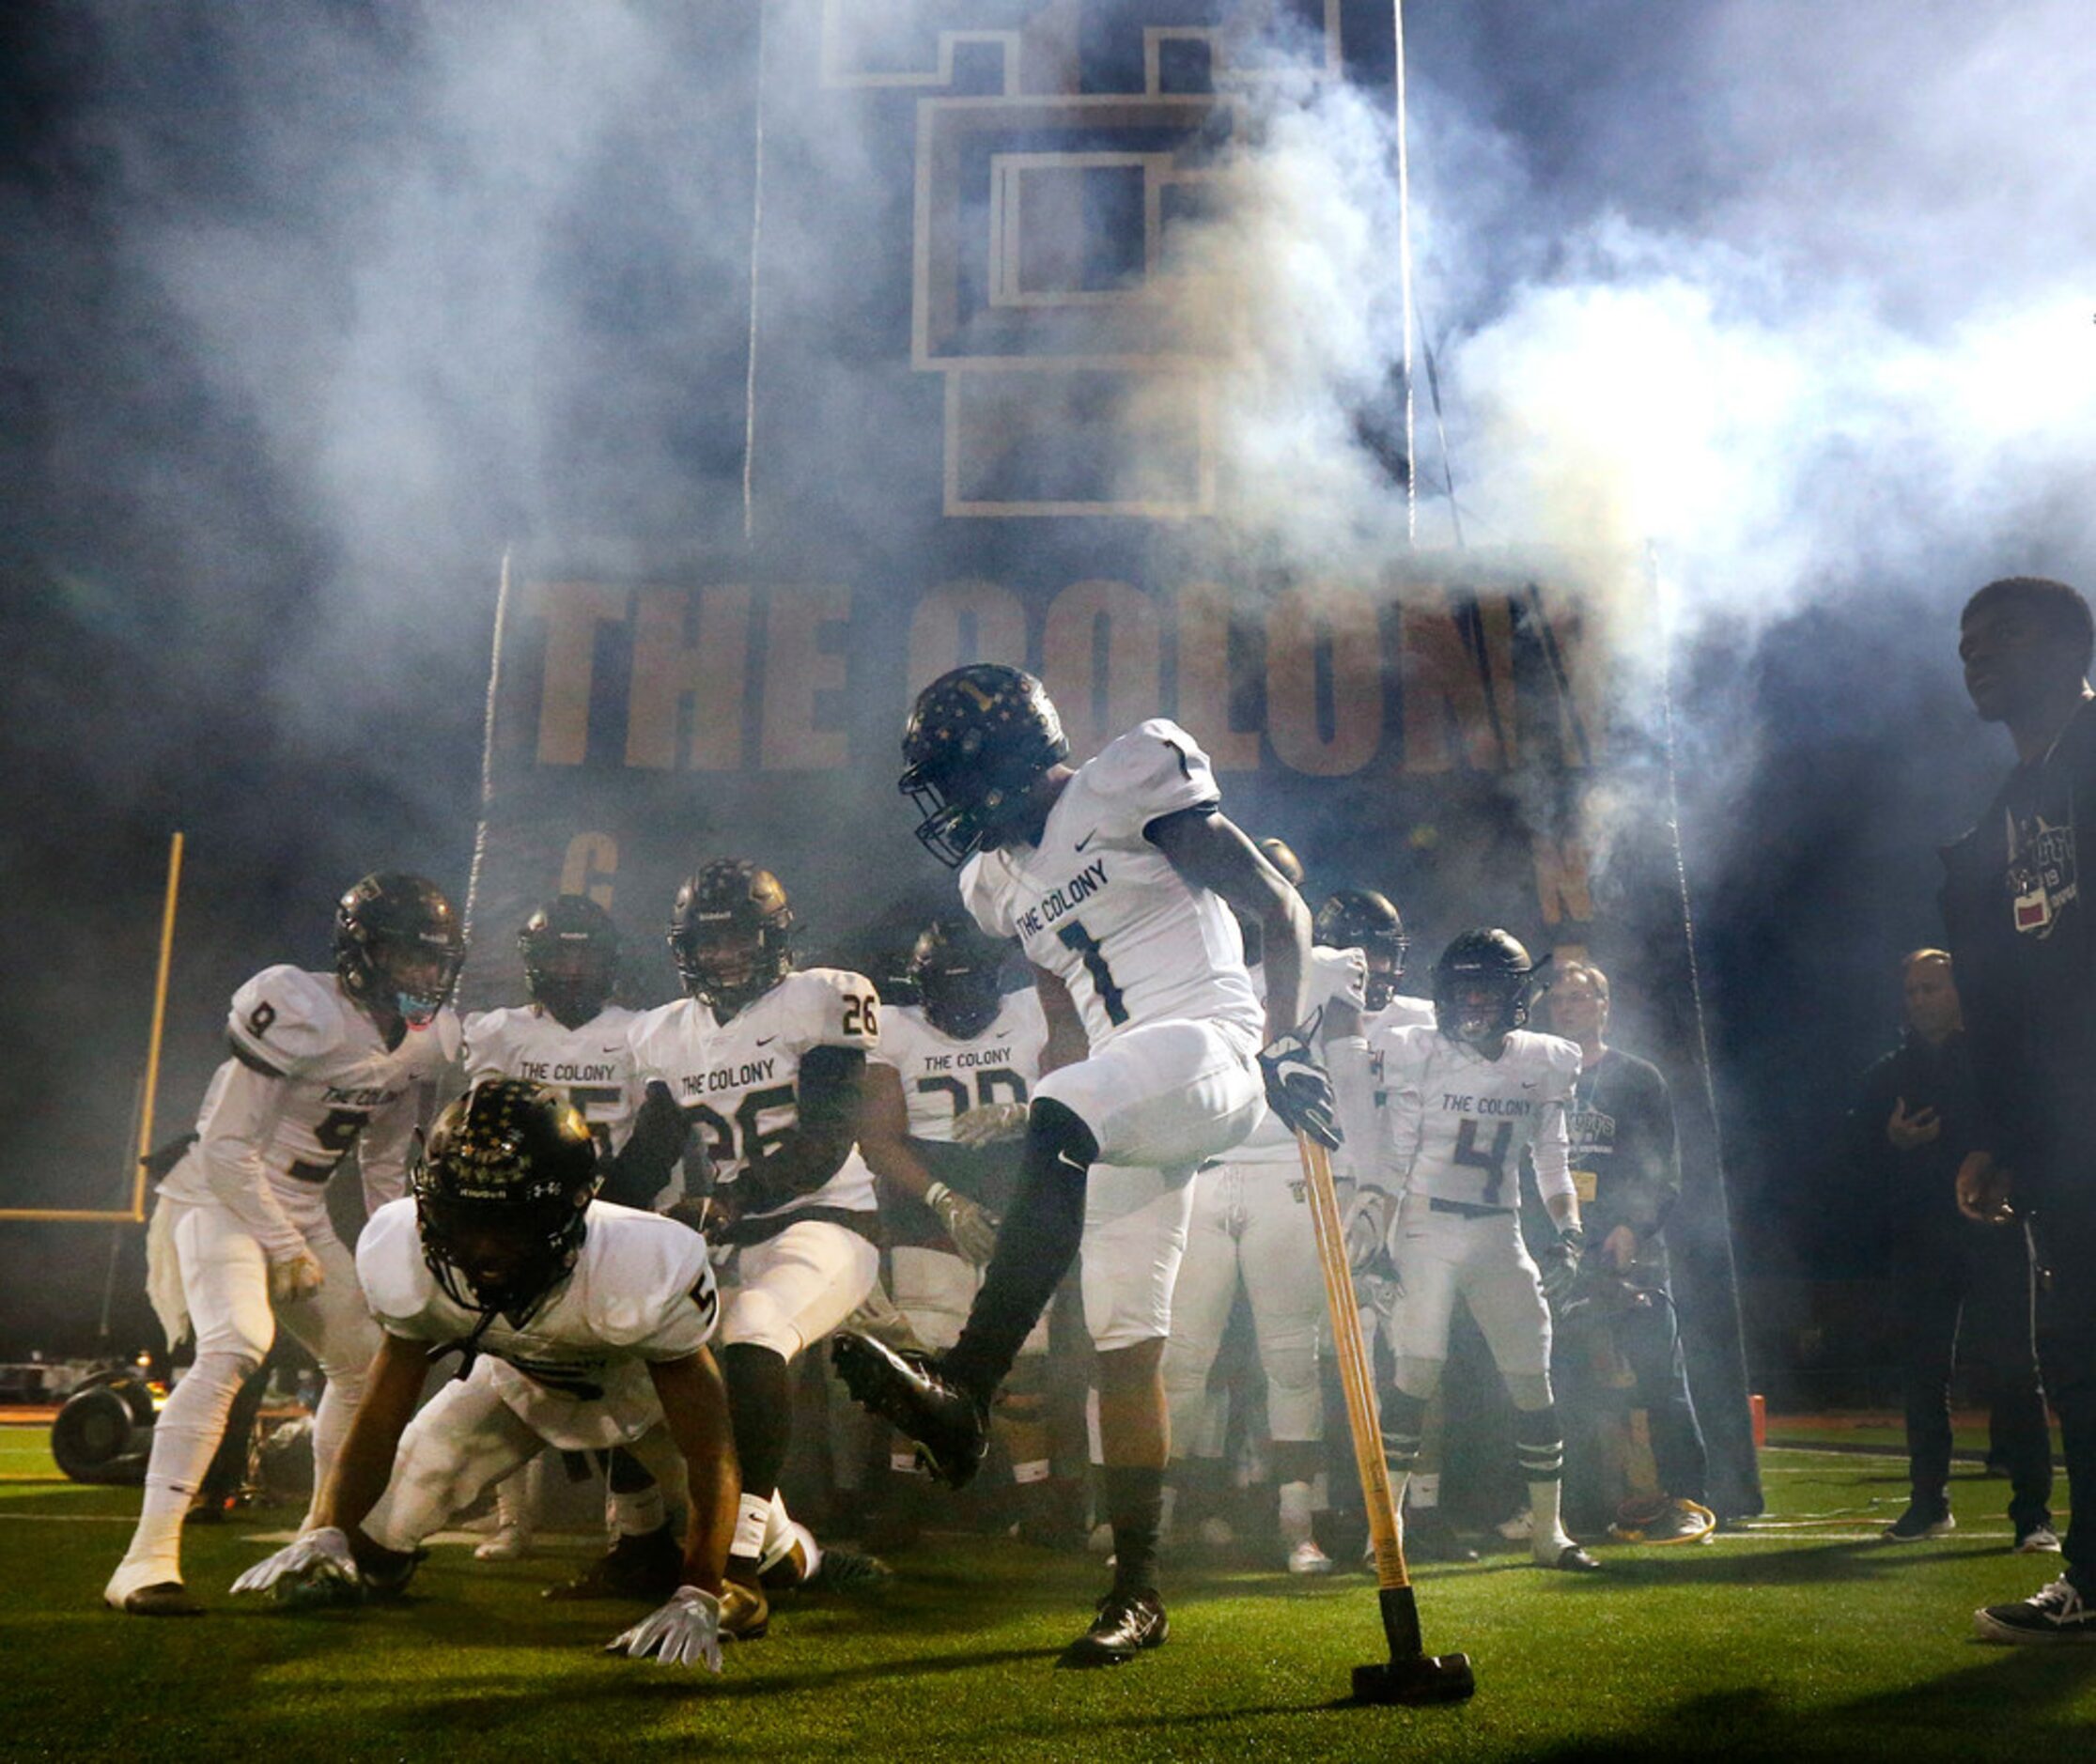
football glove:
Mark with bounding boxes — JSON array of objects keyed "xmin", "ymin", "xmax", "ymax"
[
  {"xmin": 1538, "ymin": 1223, "xmax": 1586, "ymax": 1309},
  {"xmin": 607, "ymin": 1585, "xmax": 724, "ymax": 1673},
  {"xmin": 924, "ymin": 1181, "xmax": 1000, "ymax": 1265},
  {"xmin": 231, "ymin": 1526, "xmax": 359, "ymax": 1602},
  {"xmin": 1259, "ymin": 1023, "xmax": 1341, "ymax": 1150},
  {"xmin": 1343, "ymin": 1184, "xmax": 1399, "ymax": 1280},
  {"xmin": 268, "ymin": 1250, "xmax": 327, "ymax": 1305},
  {"xmin": 952, "ymin": 1101, "xmax": 1030, "ymax": 1147}
]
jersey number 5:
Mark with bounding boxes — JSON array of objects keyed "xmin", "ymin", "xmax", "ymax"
[{"xmin": 1452, "ymin": 1118, "xmax": 1514, "ymax": 1205}]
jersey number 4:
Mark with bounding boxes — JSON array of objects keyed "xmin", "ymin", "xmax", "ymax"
[{"xmin": 1452, "ymin": 1119, "xmax": 1514, "ymax": 1204}]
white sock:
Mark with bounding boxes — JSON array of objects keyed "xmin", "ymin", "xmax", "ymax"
[
  {"xmin": 116, "ymin": 1353, "xmax": 254, "ymax": 1583},
  {"xmin": 1159, "ymin": 1483, "xmax": 1179, "ymax": 1538},
  {"xmin": 1279, "ymin": 1479, "xmax": 1315, "ymax": 1547},
  {"xmin": 1410, "ymin": 1472, "xmax": 1440, "ymax": 1511},
  {"xmin": 1529, "ymin": 1478, "xmax": 1569, "ymax": 1553},
  {"xmin": 730, "ymin": 1493, "xmax": 770, "ymax": 1563},
  {"xmin": 1013, "ymin": 1458, "xmax": 1051, "ymax": 1486},
  {"xmin": 301, "ymin": 1368, "xmax": 368, "ymax": 1533}
]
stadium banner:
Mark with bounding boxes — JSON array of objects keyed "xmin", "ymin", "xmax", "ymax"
[{"xmin": 466, "ymin": 0, "xmax": 1762, "ymax": 1518}]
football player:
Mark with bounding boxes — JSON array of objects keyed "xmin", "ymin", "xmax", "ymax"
[
  {"xmin": 860, "ymin": 915, "xmax": 1059, "ymax": 1537},
  {"xmin": 1161, "ymin": 842, "xmax": 1367, "ymax": 1574},
  {"xmin": 106, "ymin": 874, "xmax": 464, "ymax": 1616},
  {"xmin": 461, "ymin": 894, "xmax": 689, "ymax": 1565},
  {"xmin": 834, "ymin": 663, "xmax": 1337, "ymax": 1666},
  {"xmin": 629, "ymin": 860, "xmax": 885, "ymax": 1606},
  {"xmin": 1351, "ymin": 928, "xmax": 1600, "ymax": 1572},
  {"xmin": 230, "ymin": 1080, "xmax": 748, "ymax": 1671}
]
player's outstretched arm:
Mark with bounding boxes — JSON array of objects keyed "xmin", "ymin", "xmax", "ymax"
[
  {"xmin": 1146, "ymin": 808, "xmax": 1313, "ymax": 1039},
  {"xmin": 608, "ymin": 1348, "xmax": 739, "ymax": 1673},
  {"xmin": 232, "ymin": 1330, "xmax": 425, "ymax": 1599}
]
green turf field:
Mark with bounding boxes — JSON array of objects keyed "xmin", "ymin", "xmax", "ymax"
[{"xmin": 5, "ymin": 1428, "xmax": 2089, "ymax": 1762}]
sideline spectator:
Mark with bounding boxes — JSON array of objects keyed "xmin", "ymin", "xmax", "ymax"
[{"xmin": 1850, "ymin": 950, "xmax": 2053, "ymax": 1549}]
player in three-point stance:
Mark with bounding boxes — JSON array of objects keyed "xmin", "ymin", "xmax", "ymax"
[
  {"xmin": 460, "ymin": 894, "xmax": 691, "ymax": 1570},
  {"xmin": 834, "ymin": 663, "xmax": 1339, "ymax": 1666},
  {"xmin": 629, "ymin": 859, "xmax": 889, "ymax": 1622},
  {"xmin": 106, "ymin": 873, "xmax": 464, "ymax": 1616},
  {"xmin": 231, "ymin": 1080, "xmax": 748, "ymax": 1671},
  {"xmin": 1351, "ymin": 928, "xmax": 1603, "ymax": 1573}
]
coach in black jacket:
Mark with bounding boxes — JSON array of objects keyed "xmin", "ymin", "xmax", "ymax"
[
  {"xmin": 1942, "ymin": 575, "xmax": 2096, "ymax": 1642},
  {"xmin": 1850, "ymin": 950, "xmax": 2051, "ymax": 1547}
]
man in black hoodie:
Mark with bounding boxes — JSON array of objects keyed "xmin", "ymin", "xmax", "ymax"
[
  {"xmin": 1941, "ymin": 576, "xmax": 2096, "ymax": 1642},
  {"xmin": 1850, "ymin": 949, "xmax": 2052, "ymax": 1549}
]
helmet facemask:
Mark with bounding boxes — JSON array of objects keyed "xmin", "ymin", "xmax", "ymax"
[
  {"xmin": 520, "ymin": 899, "xmax": 620, "ymax": 1029},
  {"xmin": 335, "ymin": 874, "xmax": 466, "ymax": 1029},
  {"xmin": 668, "ymin": 863, "xmax": 796, "ymax": 1020},
  {"xmin": 898, "ymin": 666, "xmax": 1070, "ymax": 869}
]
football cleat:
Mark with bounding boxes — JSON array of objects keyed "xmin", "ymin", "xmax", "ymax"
[
  {"xmin": 1884, "ymin": 1502, "xmax": 1956, "ymax": 1542},
  {"xmin": 1609, "ymin": 1495, "xmax": 1717, "ymax": 1546},
  {"xmin": 2016, "ymin": 1524, "xmax": 2064, "ymax": 1555},
  {"xmin": 831, "ymin": 1332, "xmax": 989, "ymax": 1491},
  {"xmin": 107, "ymin": 1577, "xmax": 203, "ymax": 1617},
  {"xmin": 1403, "ymin": 1507, "xmax": 1481, "ymax": 1564},
  {"xmin": 1536, "ymin": 1541, "xmax": 1604, "ymax": 1572},
  {"xmin": 1974, "ymin": 1575, "xmax": 2096, "ymax": 1644},
  {"xmin": 1058, "ymin": 1590, "xmax": 1170, "ymax": 1668},
  {"xmin": 720, "ymin": 1579, "xmax": 770, "ymax": 1641},
  {"xmin": 1287, "ymin": 1539, "xmax": 1335, "ymax": 1576},
  {"xmin": 544, "ymin": 1523, "xmax": 684, "ymax": 1602},
  {"xmin": 802, "ymin": 1547, "xmax": 894, "ymax": 1592}
]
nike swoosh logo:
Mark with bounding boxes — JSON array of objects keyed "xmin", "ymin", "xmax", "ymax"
[
  {"xmin": 601, "ymin": 1046, "xmax": 624, "ymax": 1054},
  {"xmin": 1055, "ymin": 1150, "xmax": 1089, "ymax": 1174},
  {"xmin": 995, "ymin": 1030, "xmax": 1011, "ymax": 1039},
  {"xmin": 755, "ymin": 1036, "xmax": 776, "ymax": 1047},
  {"xmin": 1522, "ymin": 1081, "xmax": 1538, "ymax": 1090},
  {"xmin": 1074, "ymin": 831, "xmax": 1097, "ymax": 851}
]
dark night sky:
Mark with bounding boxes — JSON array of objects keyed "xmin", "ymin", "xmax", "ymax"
[{"xmin": 2, "ymin": 1, "xmax": 2090, "ymax": 1351}]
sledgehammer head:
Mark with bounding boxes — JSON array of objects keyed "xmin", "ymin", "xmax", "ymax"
[{"xmin": 1352, "ymin": 1652, "xmax": 1477, "ymax": 1705}]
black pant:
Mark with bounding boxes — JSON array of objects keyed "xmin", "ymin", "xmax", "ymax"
[
  {"xmin": 2030, "ymin": 1204, "xmax": 2096, "ymax": 1587},
  {"xmin": 1558, "ymin": 1278, "xmax": 1707, "ymax": 1520},
  {"xmin": 1894, "ymin": 1221, "xmax": 2052, "ymax": 1535}
]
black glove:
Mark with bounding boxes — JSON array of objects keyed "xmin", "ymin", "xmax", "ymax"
[
  {"xmin": 598, "ymin": 1081, "xmax": 691, "ymax": 1211},
  {"xmin": 1538, "ymin": 1222, "xmax": 1587, "ymax": 1309},
  {"xmin": 1258, "ymin": 1024, "xmax": 1341, "ymax": 1150},
  {"xmin": 139, "ymin": 1131, "xmax": 199, "ymax": 1184}
]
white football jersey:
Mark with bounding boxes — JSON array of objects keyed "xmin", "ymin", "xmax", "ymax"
[
  {"xmin": 628, "ymin": 967, "xmax": 881, "ymax": 1225},
  {"xmin": 1226, "ymin": 947, "xmax": 1367, "ymax": 1169},
  {"xmin": 462, "ymin": 1004, "xmax": 644, "ymax": 1155},
  {"xmin": 875, "ymin": 989, "xmax": 1049, "ymax": 1144},
  {"xmin": 160, "ymin": 966, "xmax": 460, "ymax": 1213},
  {"xmin": 959, "ymin": 720, "xmax": 1262, "ymax": 1051},
  {"xmin": 1372, "ymin": 1024, "xmax": 1579, "ymax": 1210},
  {"xmin": 358, "ymin": 1197, "xmax": 717, "ymax": 1450}
]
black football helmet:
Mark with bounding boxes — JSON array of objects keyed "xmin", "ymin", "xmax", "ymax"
[
  {"xmin": 668, "ymin": 860, "xmax": 795, "ymax": 1019},
  {"xmin": 519, "ymin": 894, "xmax": 620, "ymax": 1029},
  {"xmin": 411, "ymin": 1079, "xmax": 599, "ymax": 1327},
  {"xmin": 899, "ymin": 664, "xmax": 1069, "ymax": 868},
  {"xmin": 335, "ymin": 873, "xmax": 466, "ymax": 1029},
  {"xmin": 1315, "ymin": 888, "xmax": 1411, "ymax": 1013},
  {"xmin": 908, "ymin": 915, "xmax": 1009, "ymax": 1041},
  {"xmin": 1432, "ymin": 928, "xmax": 1545, "ymax": 1046}
]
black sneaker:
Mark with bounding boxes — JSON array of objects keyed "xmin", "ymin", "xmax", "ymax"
[
  {"xmin": 1536, "ymin": 1541, "xmax": 1604, "ymax": 1572},
  {"xmin": 1057, "ymin": 1589, "xmax": 1169, "ymax": 1668},
  {"xmin": 831, "ymin": 1333, "xmax": 989, "ymax": 1491},
  {"xmin": 1884, "ymin": 1502, "xmax": 1955, "ymax": 1542},
  {"xmin": 543, "ymin": 1522, "xmax": 682, "ymax": 1602},
  {"xmin": 1975, "ymin": 1575, "xmax": 2096, "ymax": 1644}
]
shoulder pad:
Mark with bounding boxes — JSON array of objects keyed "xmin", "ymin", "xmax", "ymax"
[
  {"xmin": 1085, "ymin": 720, "xmax": 1221, "ymax": 839},
  {"xmin": 461, "ymin": 1009, "xmax": 515, "ymax": 1081},
  {"xmin": 1001, "ymin": 985, "xmax": 1049, "ymax": 1043},
  {"xmin": 226, "ymin": 967, "xmax": 347, "ymax": 1075},
  {"xmin": 1310, "ymin": 945, "xmax": 1368, "ymax": 1014},
  {"xmin": 784, "ymin": 968, "xmax": 883, "ymax": 1052},
  {"xmin": 579, "ymin": 1206, "xmax": 718, "ymax": 1349},
  {"xmin": 1519, "ymin": 1032, "xmax": 1585, "ymax": 1092},
  {"xmin": 354, "ymin": 1199, "xmax": 440, "ymax": 1334},
  {"xmin": 415, "ymin": 1007, "xmax": 463, "ymax": 1067},
  {"xmin": 874, "ymin": 1004, "xmax": 928, "ymax": 1068}
]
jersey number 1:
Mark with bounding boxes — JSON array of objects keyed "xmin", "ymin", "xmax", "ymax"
[{"xmin": 1056, "ymin": 922, "xmax": 1128, "ymax": 1026}]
